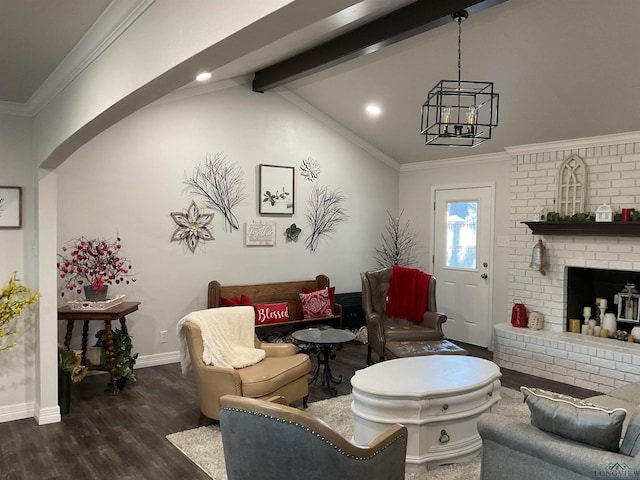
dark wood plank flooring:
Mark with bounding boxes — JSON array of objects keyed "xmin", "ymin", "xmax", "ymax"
[{"xmin": 0, "ymin": 341, "xmax": 600, "ymax": 479}]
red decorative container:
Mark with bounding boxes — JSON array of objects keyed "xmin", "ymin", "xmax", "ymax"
[{"xmin": 511, "ymin": 301, "xmax": 528, "ymax": 328}]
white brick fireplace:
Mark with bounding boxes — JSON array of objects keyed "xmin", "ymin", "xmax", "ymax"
[{"xmin": 493, "ymin": 131, "xmax": 640, "ymax": 393}]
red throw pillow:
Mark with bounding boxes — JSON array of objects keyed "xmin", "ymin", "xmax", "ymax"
[
  {"xmin": 299, "ymin": 288, "xmax": 333, "ymax": 319},
  {"xmin": 254, "ymin": 302, "xmax": 290, "ymax": 325},
  {"xmin": 301, "ymin": 286, "xmax": 335, "ymax": 307},
  {"xmin": 219, "ymin": 295, "xmax": 252, "ymax": 307}
]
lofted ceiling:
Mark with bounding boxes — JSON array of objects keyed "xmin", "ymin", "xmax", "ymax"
[{"xmin": 3, "ymin": 0, "xmax": 640, "ymax": 165}]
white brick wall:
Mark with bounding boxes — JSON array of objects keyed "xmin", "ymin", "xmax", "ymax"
[
  {"xmin": 495, "ymin": 132, "xmax": 640, "ymax": 389},
  {"xmin": 507, "ymin": 133, "xmax": 640, "ymax": 332}
]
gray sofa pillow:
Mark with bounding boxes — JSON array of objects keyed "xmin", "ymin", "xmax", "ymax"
[
  {"xmin": 620, "ymin": 406, "xmax": 640, "ymax": 456},
  {"xmin": 521, "ymin": 386, "xmax": 627, "ymax": 452}
]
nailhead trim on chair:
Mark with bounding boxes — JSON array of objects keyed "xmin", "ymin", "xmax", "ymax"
[{"xmin": 222, "ymin": 406, "xmax": 406, "ymax": 461}]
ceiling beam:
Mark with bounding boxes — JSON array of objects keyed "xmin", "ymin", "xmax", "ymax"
[{"xmin": 252, "ymin": 0, "xmax": 508, "ymax": 92}]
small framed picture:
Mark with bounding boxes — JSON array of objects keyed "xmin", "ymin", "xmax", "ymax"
[
  {"xmin": 259, "ymin": 165, "xmax": 294, "ymax": 215},
  {"xmin": 246, "ymin": 219, "xmax": 277, "ymax": 246},
  {"xmin": 0, "ymin": 187, "xmax": 21, "ymax": 228}
]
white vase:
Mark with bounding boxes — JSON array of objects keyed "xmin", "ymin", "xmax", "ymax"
[{"xmin": 601, "ymin": 313, "xmax": 617, "ymax": 337}]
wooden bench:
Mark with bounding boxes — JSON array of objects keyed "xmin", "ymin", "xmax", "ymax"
[{"xmin": 208, "ymin": 275, "xmax": 342, "ymax": 330}]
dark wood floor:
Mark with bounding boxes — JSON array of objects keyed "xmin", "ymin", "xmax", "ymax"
[{"xmin": 0, "ymin": 341, "xmax": 599, "ymax": 479}]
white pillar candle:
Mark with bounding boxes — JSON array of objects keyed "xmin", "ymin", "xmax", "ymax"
[
  {"xmin": 581, "ymin": 325, "xmax": 589, "ymax": 335},
  {"xmin": 600, "ymin": 299, "xmax": 608, "ymax": 308},
  {"xmin": 583, "ymin": 306, "xmax": 591, "ymax": 316},
  {"xmin": 594, "ymin": 326, "xmax": 602, "ymax": 337}
]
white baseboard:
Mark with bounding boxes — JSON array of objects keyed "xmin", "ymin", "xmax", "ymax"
[
  {"xmin": 0, "ymin": 401, "xmax": 35, "ymax": 424},
  {"xmin": 135, "ymin": 350, "xmax": 180, "ymax": 368}
]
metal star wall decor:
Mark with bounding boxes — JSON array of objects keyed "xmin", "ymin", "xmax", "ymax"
[
  {"xmin": 170, "ymin": 201, "xmax": 214, "ymax": 253},
  {"xmin": 300, "ymin": 157, "xmax": 320, "ymax": 182}
]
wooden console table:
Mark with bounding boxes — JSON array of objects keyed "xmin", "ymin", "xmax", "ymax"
[{"xmin": 58, "ymin": 301, "xmax": 141, "ymax": 394}]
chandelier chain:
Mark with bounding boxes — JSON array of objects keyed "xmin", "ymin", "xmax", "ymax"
[{"xmin": 457, "ymin": 15, "xmax": 462, "ymax": 84}]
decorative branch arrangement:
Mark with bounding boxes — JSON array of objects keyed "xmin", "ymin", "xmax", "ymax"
[
  {"xmin": 374, "ymin": 210, "xmax": 417, "ymax": 268},
  {"xmin": 300, "ymin": 157, "xmax": 320, "ymax": 182},
  {"xmin": 305, "ymin": 183, "xmax": 348, "ymax": 252},
  {"xmin": 170, "ymin": 201, "xmax": 214, "ymax": 253},
  {"xmin": 184, "ymin": 152, "xmax": 246, "ymax": 232}
]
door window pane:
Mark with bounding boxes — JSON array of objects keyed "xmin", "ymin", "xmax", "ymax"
[{"xmin": 446, "ymin": 201, "xmax": 477, "ymax": 269}]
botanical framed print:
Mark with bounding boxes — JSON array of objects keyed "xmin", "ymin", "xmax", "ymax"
[
  {"xmin": 0, "ymin": 187, "xmax": 21, "ymax": 228},
  {"xmin": 246, "ymin": 219, "xmax": 276, "ymax": 246},
  {"xmin": 259, "ymin": 164, "xmax": 294, "ymax": 215}
]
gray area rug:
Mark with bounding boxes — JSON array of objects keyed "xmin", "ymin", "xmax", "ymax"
[{"xmin": 166, "ymin": 387, "xmax": 528, "ymax": 480}]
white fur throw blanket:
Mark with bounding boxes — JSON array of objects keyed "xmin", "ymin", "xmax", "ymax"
[{"xmin": 177, "ymin": 306, "xmax": 266, "ymax": 373}]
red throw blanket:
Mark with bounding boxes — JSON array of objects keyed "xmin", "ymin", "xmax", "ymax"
[{"xmin": 385, "ymin": 265, "xmax": 432, "ymax": 324}]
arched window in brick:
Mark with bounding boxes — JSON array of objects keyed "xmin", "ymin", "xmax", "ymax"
[{"xmin": 556, "ymin": 154, "xmax": 586, "ymax": 217}]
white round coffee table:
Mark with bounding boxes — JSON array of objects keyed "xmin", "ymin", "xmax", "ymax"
[{"xmin": 351, "ymin": 355, "xmax": 501, "ymax": 472}]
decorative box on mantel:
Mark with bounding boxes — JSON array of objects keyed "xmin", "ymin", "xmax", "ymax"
[
  {"xmin": 531, "ymin": 206, "xmax": 547, "ymax": 222},
  {"xmin": 596, "ymin": 203, "xmax": 613, "ymax": 222}
]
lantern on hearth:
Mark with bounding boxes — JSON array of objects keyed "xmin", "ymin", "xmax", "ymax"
[{"xmin": 617, "ymin": 283, "xmax": 640, "ymax": 323}]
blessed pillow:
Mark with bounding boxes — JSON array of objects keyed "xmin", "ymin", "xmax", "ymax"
[
  {"xmin": 301, "ymin": 286, "xmax": 336, "ymax": 307},
  {"xmin": 254, "ymin": 302, "xmax": 290, "ymax": 325},
  {"xmin": 299, "ymin": 288, "xmax": 333, "ymax": 319},
  {"xmin": 521, "ymin": 386, "xmax": 626, "ymax": 452},
  {"xmin": 220, "ymin": 295, "xmax": 252, "ymax": 307}
]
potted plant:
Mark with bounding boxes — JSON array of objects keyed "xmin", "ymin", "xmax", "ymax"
[
  {"xmin": 57, "ymin": 235, "xmax": 136, "ymax": 301},
  {"xmin": 0, "ymin": 271, "xmax": 39, "ymax": 352},
  {"xmin": 95, "ymin": 328, "xmax": 138, "ymax": 390},
  {"xmin": 57, "ymin": 345, "xmax": 88, "ymax": 414}
]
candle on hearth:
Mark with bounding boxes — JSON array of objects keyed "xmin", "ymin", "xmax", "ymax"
[
  {"xmin": 581, "ymin": 325, "xmax": 589, "ymax": 335},
  {"xmin": 600, "ymin": 298, "xmax": 608, "ymax": 308},
  {"xmin": 583, "ymin": 306, "xmax": 591, "ymax": 316}
]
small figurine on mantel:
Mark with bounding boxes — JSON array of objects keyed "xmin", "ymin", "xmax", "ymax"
[
  {"xmin": 595, "ymin": 203, "xmax": 613, "ymax": 222},
  {"xmin": 530, "ymin": 206, "xmax": 547, "ymax": 222}
]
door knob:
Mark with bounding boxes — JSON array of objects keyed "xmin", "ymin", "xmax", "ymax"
[{"xmin": 481, "ymin": 273, "xmax": 488, "ymax": 279}]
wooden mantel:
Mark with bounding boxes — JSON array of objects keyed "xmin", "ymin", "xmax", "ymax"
[{"xmin": 523, "ymin": 221, "xmax": 640, "ymax": 237}]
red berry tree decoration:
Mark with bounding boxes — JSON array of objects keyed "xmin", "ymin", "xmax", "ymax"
[{"xmin": 57, "ymin": 236, "xmax": 136, "ymax": 297}]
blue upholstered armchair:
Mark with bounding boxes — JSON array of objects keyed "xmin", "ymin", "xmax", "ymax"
[{"xmin": 219, "ymin": 394, "xmax": 408, "ymax": 480}]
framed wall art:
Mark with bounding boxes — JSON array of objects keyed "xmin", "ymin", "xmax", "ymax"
[
  {"xmin": 259, "ymin": 164, "xmax": 294, "ymax": 215},
  {"xmin": 0, "ymin": 186, "xmax": 21, "ymax": 228},
  {"xmin": 246, "ymin": 219, "xmax": 277, "ymax": 246}
]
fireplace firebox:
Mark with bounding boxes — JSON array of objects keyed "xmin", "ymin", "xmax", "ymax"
[{"xmin": 566, "ymin": 267, "xmax": 640, "ymax": 333}]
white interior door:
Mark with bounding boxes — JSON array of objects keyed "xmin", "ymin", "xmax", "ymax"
[{"xmin": 433, "ymin": 185, "xmax": 493, "ymax": 347}]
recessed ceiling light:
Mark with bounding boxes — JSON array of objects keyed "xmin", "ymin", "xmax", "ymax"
[
  {"xmin": 196, "ymin": 72, "xmax": 212, "ymax": 82},
  {"xmin": 366, "ymin": 104, "xmax": 382, "ymax": 116}
]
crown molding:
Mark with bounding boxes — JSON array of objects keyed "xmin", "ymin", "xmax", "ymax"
[
  {"xmin": 505, "ymin": 131, "xmax": 640, "ymax": 156},
  {"xmin": 277, "ymin": 89, "xmax": 401, "ymax": 170},
  {"xmin": 0, "ymin": 0, "xmax": 155, "ymax": 117},
  {"xmin": 401, "ymin": 151, "xmax": 511, "ymax": 171}
]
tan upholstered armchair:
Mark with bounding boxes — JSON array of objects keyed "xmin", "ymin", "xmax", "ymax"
[
  {"xmin": 361, "ymin": 267, "xmax": 447, "ymax": 364},
  {"xmin": 220, "ymin": 394, "xmax": 408, "ymax": 480},
  {"xmin": 182, "ymin": 321, "xmax": 310, "ymax": 425}
]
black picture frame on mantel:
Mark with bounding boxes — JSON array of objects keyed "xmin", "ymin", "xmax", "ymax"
[
  {"xmin": 523, "ymin": 221, "xmax": 640, "ymax": 237},
  {"xmin": 0, "ymin": 186, "xmax": 21, "ymax": 229},
  {"xmin": 258, "ymin": 165, "xmax": 294, "ymax": 215}
]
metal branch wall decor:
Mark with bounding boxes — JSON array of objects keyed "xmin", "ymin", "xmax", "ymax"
[
  {"xmin": 184, "ymin": 152, "xmax": 246, "ymax": 232},
  {"xmin": 170, "ymin": 201, "xmax": 214, "ymax": 253},
  {"xmin": 374, "ymin": 210, "xmax": 417, "ymax": 268},
  {"xmin": 300, "ymin": 157, "xmax": 320, "ymax": 182},
  {"xmin": 305, "ymin": 183, "xmax": 348, "ymax": 253}
]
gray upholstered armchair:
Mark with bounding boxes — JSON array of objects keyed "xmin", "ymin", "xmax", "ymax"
[
  {"xmin": 220, "ymin": 394, "xmax": 408, "ymax": 480},
  {"xmin": 361, "ymin": 267, "xmax": 447, "ymax": 364}
]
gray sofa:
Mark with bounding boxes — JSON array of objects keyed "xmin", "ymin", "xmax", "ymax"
[{"xmin": 478, "ymin": 383, "xmax": 640, "ymax": 480}]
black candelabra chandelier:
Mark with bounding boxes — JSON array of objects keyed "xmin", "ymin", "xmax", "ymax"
[{"xmin": 420, "ymin": 10, "xmax": 499, "ymax": 147}]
